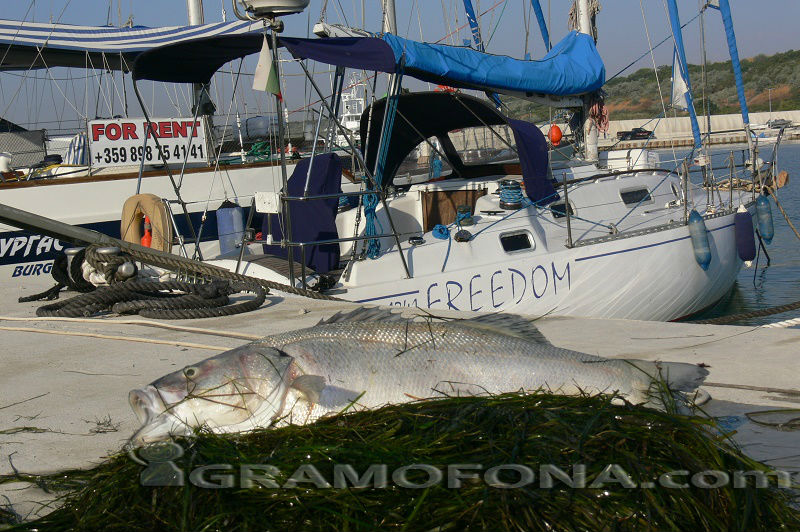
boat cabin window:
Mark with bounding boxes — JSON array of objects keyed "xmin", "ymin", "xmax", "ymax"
[
  {"xmin": 619, "ymin": 187, "xmax": 653, "ymax": 206},
  {"xmin": 550, "ymin": 201, "xmax": 575, "ymax": 219},
  {"xmin": 447, "ymin": 126, "xmax": 517, "ymax": 166},
  {"xmin": 500, "ymin": 231, "xmax": 534, "ymax": 253},
  {"xmin": 393, "ymin": 136, "xmax": 453, "ymax": 186}
]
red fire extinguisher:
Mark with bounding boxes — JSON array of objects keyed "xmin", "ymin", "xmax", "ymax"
[{"xmin": 141, "ymin": 215, "xmax": 153, "ymax": 248}]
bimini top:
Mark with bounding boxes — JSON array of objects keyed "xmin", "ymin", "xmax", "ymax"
[
  {"xmin": 360, "ymin": 92, "xmax": 558, "ymax": 206},
  {"xmin": 0, "ymin": 19, "xmax": 263, "ymax": 71},
  {"xmin": 133, "ymin": 31, "xmax": 605, "ymax": 97}
]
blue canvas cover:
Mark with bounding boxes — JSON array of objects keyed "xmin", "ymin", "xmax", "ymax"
[
  {"xmin": 262, "ymin": 153, "xmax": 343, "ymax": 274},
  {"xmin": 132, "ymin": 31, "xmax": 604, "ymax": 97},
  {"xmin": 381, "ymin": 31, "xmax": 604, "ymax": 96}
]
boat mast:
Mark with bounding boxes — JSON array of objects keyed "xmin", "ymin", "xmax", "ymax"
[
  {"xmin": 577, "ymin": 0, "xmax": 598, "ymax": 162},
  {"xmin": 382, "ymin": 0, "xmax": 397, "ymax": 33},
  {"xmin": 186, "ymin": 0, "xmax": 208, "ymax": 114}
]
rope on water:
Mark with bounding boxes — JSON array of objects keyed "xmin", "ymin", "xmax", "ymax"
[
  {"xmin": 35, "ymin": 279, "xmax": 266, "ymax": 320},
  {"xmin": 766, "ymin": 186, "xmax": 800, "ymax": 243},
  {"xmin": 687, "ymin": 299, "xmax": 800, "ymax": 325}
]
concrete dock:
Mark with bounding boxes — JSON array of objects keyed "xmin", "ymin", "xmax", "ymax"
[{"xmin": 1, "ymin": 292, "xmax": 799, "ymax": 520}]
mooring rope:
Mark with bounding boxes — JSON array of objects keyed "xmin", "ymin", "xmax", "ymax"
[
  {"xmin": 760, "ymin": 317, "xmax": 800, "ymax": 329},
  {"xmin": 766, "ymin": 186, "xmax": 800, "ymax": 243},
  {"xmin": 687, "ymin": 299, "xmax": 800, "ymax": 325},
  {"xmin": 35, "ymin": 279, "xmax": 266, "ymax": 320}
]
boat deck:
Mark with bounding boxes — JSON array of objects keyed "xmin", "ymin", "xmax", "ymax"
[{"xmin": 1, "ymin": 289, "xmax": 798, "ymax": 519}]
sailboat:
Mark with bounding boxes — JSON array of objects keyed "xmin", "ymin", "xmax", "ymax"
[
  {"xmin": 0, "ymin": 3, "xmax": 300, "ymax": 285},
  {"xmin": 5, "ymin": 0, "xmax": 782, "ymax": 322}
]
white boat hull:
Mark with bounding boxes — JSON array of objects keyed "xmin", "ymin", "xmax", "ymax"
[{"xmin": 338, "ymin": 211, "xmax": 744, "ymax": 321}]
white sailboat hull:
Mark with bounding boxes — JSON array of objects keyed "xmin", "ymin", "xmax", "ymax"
[
  {"xmin": 338, "ymin": 211, "xmax": 744, "ymax": 322},
  {"xmin": 0, "ymin": 162, "xmax": 292, "ymax": 289}
]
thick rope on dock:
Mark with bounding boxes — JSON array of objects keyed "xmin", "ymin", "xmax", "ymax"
[
  {"xmin": 35, "ymin": 279, "xmax": 266, "ymax": 320},
  {"xmin": 116, "ymin": 244, "xmax": 341, "ymax": 301},
  {"xmin": 760, "ymin": 316, "xmax": 800, "ymax": 329}
]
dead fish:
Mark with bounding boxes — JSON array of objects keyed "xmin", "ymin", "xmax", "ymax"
[{"xmin": 129, "ymin": 308, "xmax": 708, "ymax": 445}]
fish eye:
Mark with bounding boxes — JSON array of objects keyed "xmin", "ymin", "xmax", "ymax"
[{"xmin": 184, "ymin": 367, "xmax": 198, "ymax": 378}]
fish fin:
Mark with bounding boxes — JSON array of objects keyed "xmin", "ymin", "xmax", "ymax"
[
  {"xmin": 462, "ymin": 314, "xmax": 553, "ymax": 345},
  {"xmin": 317, "ymin": 306, "xmax": 407, "ymax": 326},
  {"xmin": 291, "ymin": 374, "xmax": 326, "ymax": 403}
]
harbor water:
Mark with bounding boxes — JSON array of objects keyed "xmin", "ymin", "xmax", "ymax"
[{"xmin": 676, "ymin": 141, "xmax": 800, "ymax": 326}]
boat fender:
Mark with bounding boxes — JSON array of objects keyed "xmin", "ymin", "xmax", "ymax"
[
  {"xmin": 755, "ymin": 195, "xmax": 774, "ymax": 244},
  {"xmin": 548, "ymin": 124, "xmax": 562, "ymax": 146},
  {"xmin": 432, "ymin": 224, "xmax": 450, "ymax": 240},
  {"xmin": 216, "ymin": 200, "xmax": 245, "ymax": 255},
  {"xmin": 121, "ymin": 194, "xmax": 173, "ymax": 253},
  {"xmin": 734, "ymin": 208, "xmax": 756, "ymax": 263},
  {"xmin": 687, "ymin": 210, "xmax": 711, "ymax": 271}
]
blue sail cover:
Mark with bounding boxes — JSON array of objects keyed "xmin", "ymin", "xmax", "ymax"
[
  {"xmin": 0, "ymin": 19, "xmax": 263, "ymax": 71},
  {"xmin": 712, "ymin": 0, "xmax": 750, "ymax": 125},
  {"xmin": 666, "ymin": 0, "xmax": 702, "ymax": 149},
  {"xmin": 132, "ymin": 31, "xmax": 604, "ymax": 97},
  {"xmin": 381, "ymin": 31, "xmax": 604, "ymax": 96},
  {"xmin": 530, "ymin": 0, "xmax": 551, "ymax": 52}
]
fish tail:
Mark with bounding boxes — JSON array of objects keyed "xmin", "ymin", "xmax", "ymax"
[
  {"xmin": 623, "ymin": 359, "xmax": 709, "ymax": 392},
  {"xmin": 621, "ymin": 359, "xmax": 709, "ymax": 411}
]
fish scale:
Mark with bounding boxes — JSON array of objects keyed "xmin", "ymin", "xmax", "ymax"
[
  {"xmin": 257, "ymin": 321, "xmax": 653, "ymax": 424},
  {"xmin": 128, "ymin": 309, "xmax": 709, "ymax": 445}
]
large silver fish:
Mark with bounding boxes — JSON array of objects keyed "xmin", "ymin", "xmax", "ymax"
[{"xmin": 129, "ymin": 308, "xmax": 708, "ymax": 445}]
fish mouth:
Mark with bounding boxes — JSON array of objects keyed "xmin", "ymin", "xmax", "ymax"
[
  {"xmin": 129, "ymin": 386, "xmax": 166, "ymax": 426},
  {"xmin": 128, "ymin": 386, "xmax": 192, "ymax": 447}
]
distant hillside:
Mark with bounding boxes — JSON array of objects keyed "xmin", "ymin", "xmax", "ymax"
[{"xmin": 504, "ymin": 49, "xmax": 800, "ymax": 122}]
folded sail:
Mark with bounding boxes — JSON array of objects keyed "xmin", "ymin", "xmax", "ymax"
[{"xmin": 133, "ymin": 31, "xmax": 605, "ymax": 98}]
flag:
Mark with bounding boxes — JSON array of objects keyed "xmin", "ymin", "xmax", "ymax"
[
  {"xmin": 671, "ymin": 46, "xmax": 689, "ymax": 111},
  {"xmin": 253, "ymin": 35, "xmax": 282, "ymax": 100}
]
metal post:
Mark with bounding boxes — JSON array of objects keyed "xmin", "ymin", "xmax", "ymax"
[
  {"xmin": 297, "ymin": 61, "xmax": 411, "ymax": 279},
  {"xmin": 271, "ymin": 29, "xmax": 295, "ymax": 283},
  {"xmin": 382, "ymin": 0, "xmax": 397, "ymax": 33},
  {"xmin": 729, "ymin": 152, "xmax": 734, "ymax": 208},
  {"xmin": 563, "ymin": 172, "xmax": 573, "ymax": 248},
  {"xmin": 186, "ymin": 0, "xmax": 207, "ymax": 121},
  {"xmin": 131, "ymin": 80, "xmax": 200, "ymax": 259},
  {"xmin": 683, "ymin": 160, "xmax": 690, "ymax": 223},
  {"xmin": 302, "ymin": 105, "xmax": 326, "ymax": 196},
  {"xmin": 235, "ymin": 197, "xmax": 256, "ymax": 274},
  {"xmin": 135, "ymin": 132, "xmax": 149, "ymax": 195},
  {"xmin": 300, "ymin": 245, "xmax": 307, "ymax": 289}
]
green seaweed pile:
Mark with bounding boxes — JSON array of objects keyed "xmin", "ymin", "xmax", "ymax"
[{"xmin": 3, "ymin": 392, "xmax": 799, "ymax": 531}]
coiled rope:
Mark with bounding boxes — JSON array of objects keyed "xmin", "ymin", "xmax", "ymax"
[{"xmin": 35, "ymin": 279, "xmax": 266, "ymax": 320}]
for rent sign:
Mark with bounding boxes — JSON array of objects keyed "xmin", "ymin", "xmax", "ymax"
[{"xmin": 88, "ymin": 118, "xmax": 208, "ymax": 167}]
